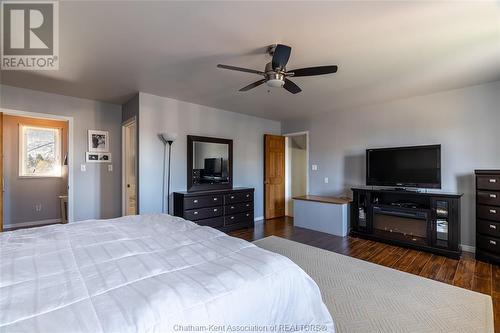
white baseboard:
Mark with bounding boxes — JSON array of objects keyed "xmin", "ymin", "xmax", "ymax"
[
  {"xmin": 4, "ymin": 219, "xmax": 62, "ymax": 230},
  {"xmin": 460, "ymin": 244, "xmax": 475, "ymax": 253},
  {"xmin": 254, "ymin": 216, "xmax": 264, "ymax": 222}
]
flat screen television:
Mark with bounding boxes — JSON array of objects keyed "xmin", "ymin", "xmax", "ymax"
[{"xmin": 366, "ymin": 144, "xmax": 441, "ymax": 189}]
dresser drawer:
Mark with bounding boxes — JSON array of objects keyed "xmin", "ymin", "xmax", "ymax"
[
  {"xmin": 225, "ymin": 191, "xmax": 253, "ymax": 204},
  {"xmin": 184, "ymin": 195, "xmax": 223, "ymax": 209},
  {"xmin": 477, "ymin": 234, "xmax": 500, "ymax": 255},
  {"xmin": 477, "ymin": 175, "xmax": 500, "ymax": 191},
  {"xmin": 224, "ymin": 201, "xmax": 253, "ymax": 214},
  {"xmin": 477, "ymin": 205, "xmax": 500, "ymax": 222},
  {"xmin": 184, "ymin": 206, "xmax": 222, "ymax": 221},
  {"xmin": 225, "ymin": 211, "xmax": 253, "ymax": 226},
  {"xmin": 477, "ymin": 191, "xmax": 500, "ymax": 206},
  {"xmin": 194, "ymin": 217, "xmax": 224, "ymax": 228},
  {"xmin": 477, "ymin": 220, "xmax": 500, "ymax": 238}
]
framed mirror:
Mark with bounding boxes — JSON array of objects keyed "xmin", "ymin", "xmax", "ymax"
[{"xmin": 187, "ymin": 135, "xmax": 233, "ymax": 192}]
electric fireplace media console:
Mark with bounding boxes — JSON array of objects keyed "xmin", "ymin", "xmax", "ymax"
[{"xmin": 350, "ymin": 187, "xmax": 462, "ymax": 258}]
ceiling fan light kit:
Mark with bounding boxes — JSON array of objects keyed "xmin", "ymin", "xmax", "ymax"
[{"xmin": 217, "ymin": 43, "xmax": 338, "ymax": 94}]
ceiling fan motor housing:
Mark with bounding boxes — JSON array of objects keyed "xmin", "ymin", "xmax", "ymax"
[{"xmin": 265, "ymin": 62, "xmax": 285, "ymax": 87}]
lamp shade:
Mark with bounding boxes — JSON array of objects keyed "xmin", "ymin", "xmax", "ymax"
[{"xmin": 158, "ymin": 133, "xmax": 177, "ymax": 144}]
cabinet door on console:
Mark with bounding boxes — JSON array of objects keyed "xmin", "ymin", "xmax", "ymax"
[{"xmin": 430, "ymin": 197, "xmax": 459, "ymax": 251}]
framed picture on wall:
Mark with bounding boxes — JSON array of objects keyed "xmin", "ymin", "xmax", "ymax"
[
  {"xmin": 86, "ymin": 152, "xmax": 112, "ymax": 163},
  {"xmin": 88, "ymin": 130, "xmax": 109, "ymax": 152}
]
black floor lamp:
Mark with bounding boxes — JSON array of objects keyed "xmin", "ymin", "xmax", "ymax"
[{"xmin": 159, "ymin": 133, "xmax": 177, "ymax": 214}]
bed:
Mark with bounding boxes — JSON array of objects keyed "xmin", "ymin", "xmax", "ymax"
[{"xmin": 0, "ymin": 214, "xmax": 333, "ymax": 332}]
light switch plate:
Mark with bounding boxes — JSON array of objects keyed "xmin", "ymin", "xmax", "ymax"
[
  {"xmin": 108, "ymin": 164, "xmax": 113, "ymax": 172},
  {"xmin": 81, "ymin": 164, "xmax": 86, "ymax": 172},
  {"xmin": 324, "ymin": 177, "xmax": 329, "ymax": 184},
  {"xmin": 312, "ymin": 164, "xmax": 318, "ymax": 171}
]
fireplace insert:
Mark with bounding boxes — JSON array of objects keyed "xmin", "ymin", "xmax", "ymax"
[{"xmin": 372, "ymin": 205, "xmax": 430, "ymax": 246}]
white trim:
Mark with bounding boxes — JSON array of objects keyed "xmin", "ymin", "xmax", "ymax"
[
  {"xmin": 254, "ymin": 216, "xmax": 264, "ymax": 222},
  {"xmin": 4, "ymin": 219, "xmax": 61, "ymax": 230},
  {"xmin": 1, "ymin": 107, "xmax": 75, "ymax": 222},
  {"xmin": 460, "ymin": 244, "xmax": 475, "ymax": 254}
]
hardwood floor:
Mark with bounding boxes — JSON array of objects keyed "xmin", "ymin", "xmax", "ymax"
[{"xmin": 229, "ymin": 217, "xmax": 500, "ymax": 333}]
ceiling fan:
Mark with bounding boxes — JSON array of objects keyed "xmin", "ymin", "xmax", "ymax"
[{"xmin": 217, "ymin": 44, "xmax": 338, "ymax": 94}]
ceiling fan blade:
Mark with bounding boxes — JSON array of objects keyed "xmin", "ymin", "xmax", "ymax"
[
  {"xmin": 288, "ymin": 65, "xmax": 338, "ymax": 77},
  {"xmin": 217, "ymin": 64, "xmax": 264, "ymax": 75},
  {"xmin": 272, "ymin": 44, "xmax": 292, "ymax": 70},
  {"xmin": 283, "ymin": 78, "xmax": 302, "ymax": 94},
  {"xmin": 239, "ymin": 79, "xmax": 267, "ymax": 92}
]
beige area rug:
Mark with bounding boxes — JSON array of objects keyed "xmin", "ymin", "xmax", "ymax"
[{"xmin": 253, "ymin": 236, "xmax": 494, "ymax": 333}]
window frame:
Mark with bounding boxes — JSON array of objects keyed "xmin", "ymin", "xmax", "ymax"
[{"xmin": 19, "ymin": 124, "xmax": 63, "ymax": 178}]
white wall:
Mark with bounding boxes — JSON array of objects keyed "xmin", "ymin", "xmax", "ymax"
[
  {"xmin": 138, "ymin": 92, "xmax": 281, "ymax": 219},
  {"xmin": 285, "ymin": 135, "xmax": 307, "ymax": 216},
  {"xmin": 282, "ymin": 81, "xmax": 500, "ymax": 247},
  {"xmin": 1, "ymin": 85, "xmax": 123, "ymax": 221}
]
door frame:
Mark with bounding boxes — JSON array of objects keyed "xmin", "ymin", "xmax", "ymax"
[
  {"xmin": 122, "ymin": 117, "xmax": 138, "ymax": 215},
  {"xmin": 0, "ymin": 108, "xmax": 75, "ymax": 223},
  {"xmin": 283, "ymin": 130, "xmax": 310, "ymax": 197}
]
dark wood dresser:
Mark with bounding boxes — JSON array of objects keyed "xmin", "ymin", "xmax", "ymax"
[
  {"xmin": 475, "ymin": 170, "xmax": 500, "ymax": 264},
  {"xmin": 173, "ymin": 187, "xmax": 254, "ymax": 232}
]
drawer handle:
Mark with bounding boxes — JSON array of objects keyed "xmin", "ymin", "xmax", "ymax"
[
  {"xmin": 246, "ymin": 194, "xmax": 250, "ymax": 197},
  {"xmin": 246, "ymin": 204, "xmax": 250, "ymax": 207},
  {"xmin": 489, "ymin": 179, "xmax": 497, "ymax": 183},
  {"xmin": 193, "ymin": 211, "xmax": 198, "ymax": 215},
  {"xmin": 490, "ymin": 240, "xmax": 497, "ymax": 245},
  {"xmin": 246, "ymin": 213, "xmax": 250, "ymax": 217},
  {"xmin": 490, "ymin": 224, "xmax": 497, "ymax": 230},
  {"xmin": 213, "ymin": 208, "xmax": 218, "ymax": 212},
  {"xmin": 231, "ymin": 206, "xmax": 234, "ymax": 209},
  {"xmin": 193, "ymin": 200, "xmax": 198, "ymax": 203},
  {"xmin": 489, "ymin": 209, "xmax": 497, "ymax": 214},
  {"xmin": 490, "ymin": 194, "xmax": 497, "ymax": 199},
  {"xmin": 213, "ymin": 198, "xmax": 218, "ymax": 201},
  {"xmin": 230, "ymin": 196, "xmax": 234, "ymax": 199},
  {"xmin": 230, "ymin": 216, "xmax": 235, "ymax": 220}
]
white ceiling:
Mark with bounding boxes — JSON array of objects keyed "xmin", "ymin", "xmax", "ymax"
[{"xmin": 2, "ymin": 1, "xmax": 500, "ymax": 120}]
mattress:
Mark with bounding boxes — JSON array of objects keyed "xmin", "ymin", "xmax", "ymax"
[{"xmin": 0, "ymin": 214, "xmax": 333, "ymax": 332}]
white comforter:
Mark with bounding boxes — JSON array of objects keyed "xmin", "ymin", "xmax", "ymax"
[{"xmin": 0, "ymin": 214, "xmax": 333, "ymax": 333}]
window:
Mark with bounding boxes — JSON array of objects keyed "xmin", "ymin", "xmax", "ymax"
[{"xmin": 19, "ymin": 125, "xmax": 62, "ymax": 177}]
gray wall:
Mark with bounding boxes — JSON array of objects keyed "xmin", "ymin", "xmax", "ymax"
[
  {"xmin": 282, "ymin": 81, "xmax": 500, "ymax": 247},
  {"xmin": 122, "ymin": 94, "xmax": 139, "ymax": 123},
  {"xmin": 1, "ymin": 85, "xmax": 123, "ymax": 222},
  {"xmin": 138, "ymin": 92, "xmax": 281, "ymax": 219}
]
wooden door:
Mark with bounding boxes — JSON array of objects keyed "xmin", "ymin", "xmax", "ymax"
[
  {"xmin": 264, "ymin": 134, "xmax": 285, "ymax": 219},
  {"xmin": 0, "ymin": 112, "xmax": 3, "ymax": 232}
]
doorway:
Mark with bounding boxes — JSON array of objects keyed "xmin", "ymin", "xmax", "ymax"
[
  {"xmin": 285, "ymin": 132, "xmax": 309, "ymax": 217},
  {"xmin": 122, "ymin": 118, "xmax": 137, "ymax": 215},
  {"xmin": 1, "ymin": 109, "xmax": 73, "ymax": 231},
  {"xmin": 264, "ymin": 132, "xmax": 309, "ymax": 220}
]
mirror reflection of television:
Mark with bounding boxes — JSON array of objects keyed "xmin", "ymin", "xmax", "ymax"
[
  {"xmin": 191, "ymin": 140, "xmax": 230, "ymax": 185},
  {"xmin": 366, "ymin": 144, "xmax": 441, "ymax": 189},
  {"xmin": 204, "ymin": 158, "xmax": 222, "ymax": 177}
]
